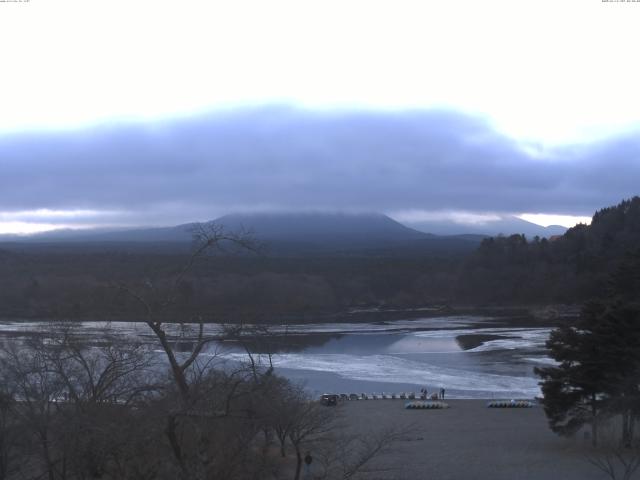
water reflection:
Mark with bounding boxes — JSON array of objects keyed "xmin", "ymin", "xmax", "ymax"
[
  {"xmin": 385, "ymin": 335, "xmax": 460, "ymax": 353},
  {"xmin": 455, "ymin": 334, "xmax": 517, "ymax": 351},
  {"xmin": 219, "ymin": 333, "xmax": 343, "ymax": 354},
  {"xmin": 0, "ymin": 316, "xmax": 553, "ymax": 398}
]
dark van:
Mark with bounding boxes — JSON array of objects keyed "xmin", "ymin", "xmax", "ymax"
[{"xmin": 320, "ymin": 394, "xmax": 338, "ymax": 406}]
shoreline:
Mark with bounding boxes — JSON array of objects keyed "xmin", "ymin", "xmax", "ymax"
[{"xmin": 0, "ymin": 303, "xmax": 579, "ymax": 326}]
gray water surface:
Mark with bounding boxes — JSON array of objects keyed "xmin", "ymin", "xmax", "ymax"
[{"xmin": 0, "ymin": 315, "xmax": 554, "ymax": 399}]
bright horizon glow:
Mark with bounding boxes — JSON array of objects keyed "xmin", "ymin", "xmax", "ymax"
[
  {"xmin": 0, "ymin": 209, "xmax": 123, "ymax": 235},
  {"xmin": 1, "ymin": 1, "xmax": 640, "ymax": 144},
  {"xmin": 393, "ymin": 210, "xmax": 503, "ymax": 226},
  {"xmin": 518, "ymin": 214, "xmax": 592, "ymax": 228},
  {"xmin": 395, "ymin": 210, "xmax": 591, "ymax": 229},
  {"xmin": 0, "ymin": 222, "xmax": 97, "ymax": 236},
  {"xmin": 0, "ymin": 209, "xmax": 118, "ymax": 220}
]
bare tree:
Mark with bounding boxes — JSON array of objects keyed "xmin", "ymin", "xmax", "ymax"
[
  {"xmin": 222, "ymin": 323, "xmax": 277, "ymax": 381},
  {"xmin": 1, "ymin": 343, "xmax": 67, "ymax": 480},
  {"xmin": 287, "ymin": 396, "xmax": 337, "ymax": 480},
  {"xmin": 40, "ymin": 325, "xmax": 159, "ymax": 480},
  {"xmin": 40, "ymin": 323, "xmax": 158, "ymax": 406},
  {"xmin": 586, "ymin": 421, "xmax": 640, "ymax": 480},
  {"xmin": 314, "ymin": 426, "xmax": 410, "ymax": 480},
  {"xmin": 265, "ymin": 381, "xmax": 410, "ymax": 480},
  {"xmin": 116, "ymin": 222, "xmax": 256, "ymax": 403},
  {"xmin": 113, "ymin": 223, "xmax": 266, "ymax": 480},
  {"xmin": 0, "ymin": 321, "xmax": 163, "ymax": 480},
  {"xmin": 0, "ymin": 388, "xmax": 21, "ymax": 480}
]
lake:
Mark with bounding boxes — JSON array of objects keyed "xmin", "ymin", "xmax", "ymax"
[{"xmin": 0, "ymin": 314, "xmax": 557, "ymax": 399}]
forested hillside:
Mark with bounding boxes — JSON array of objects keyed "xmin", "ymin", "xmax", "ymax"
[
  {"xmin": 0, "ymin": 197, "xmax": 638, "ymax": 321},
  {"xmin": 457, "ymin": 197, "xmax": 640, "ymax": 304}
]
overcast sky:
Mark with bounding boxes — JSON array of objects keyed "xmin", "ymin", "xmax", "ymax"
[{"xmin": 0, "ymin": 0, "xmax": 639, "ymax": 233}]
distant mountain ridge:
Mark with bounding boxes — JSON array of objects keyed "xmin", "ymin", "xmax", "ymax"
[
  {"xmin": 0, "ymin": 212, "xmax": 426, "ymax": 244},
  {"xmin": 0, "ymin": 211, "xmax": 483, "ymax": 255},
  {"xmin": 404, "ymin": 215, "xmax": 566, "ymax": 238},
  {"xmin": 0, "ymin": 211, "xmax": 565, "ymax": 254}
]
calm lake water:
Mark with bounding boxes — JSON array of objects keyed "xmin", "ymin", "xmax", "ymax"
[{"xmin": 0, "ymin": 314, "xmax": 556, "ymax": 399}]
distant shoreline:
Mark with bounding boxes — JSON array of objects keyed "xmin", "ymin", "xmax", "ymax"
[{"xmin": 0, "ymin": 303, "xmax": 579, "ymax": 326}]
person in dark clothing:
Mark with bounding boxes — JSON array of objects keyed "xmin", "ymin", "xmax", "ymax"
[
  {"xmin": 304, "ymin": 451, "xmax": 313, "ymax": 477},
  {"xmin": 440, "ymin": 387, "xmax": 445, "ymax": 399}
]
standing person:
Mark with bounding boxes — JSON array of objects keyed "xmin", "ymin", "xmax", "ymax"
[
  {"xmin": 440, "ymin": 387, "xmax": 445, "ymax": 399},
  {"xmin": 304, "ymin": 451, "xmax": 313, "ymax": 478}
]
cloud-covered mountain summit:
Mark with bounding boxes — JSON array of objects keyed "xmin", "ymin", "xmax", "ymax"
[{"xmin": 0, "ymin": 211, "xmax": 486, "ymax": 255}]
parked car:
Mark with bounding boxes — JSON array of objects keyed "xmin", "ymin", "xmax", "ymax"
[{"xmin": 320, "ymin": 394, "xmax": 338, "ymax": 406}]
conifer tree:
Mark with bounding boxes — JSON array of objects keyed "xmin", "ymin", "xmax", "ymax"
[{"xmin": 536, "ymin": 250, "xmax": 640, "ymax": 446}]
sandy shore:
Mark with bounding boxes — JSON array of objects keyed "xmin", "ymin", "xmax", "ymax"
[{"xmin": 334, "ymin": 399, "xmax": 605, "ymax": 480}]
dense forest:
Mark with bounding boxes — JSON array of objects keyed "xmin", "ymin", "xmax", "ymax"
[
  {"xmin": 459, "ymin": 196, "xmax": 640, "ymax": 304},
  {"xmin": 0, "ymin": 197, "xmax": 638, "ymax": 322}
]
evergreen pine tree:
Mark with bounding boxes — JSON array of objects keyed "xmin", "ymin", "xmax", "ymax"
[{"xmin": 536, "ymin": 250, "xmax": 640, "ymax": 446}]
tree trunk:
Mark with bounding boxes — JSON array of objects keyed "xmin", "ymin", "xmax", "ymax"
[
  {"xmin": 622, "ymin": 410, "xmax": 632, "ymax": 448},
  {"xmin": 40, "ymin": 430, "xmax": 56, "ymax": 480},
  {"xmin": 165, "ymin": 415, "xmax": 189, "ymax": 478},
  {"xmin": 591, "ymin": 395, "xmax": 598, "ymax": 447},
  {"xmin": 147, "ymin": 323, "xmax": 190, "ymax": 401},
  {"xmin": 276, "ymin": 430, "xmax": 287, "ymax": 457},
  {"xmin": 280, "ymin": 440, "xmax": 286, "ymax": 458},
  {"xmin": 294, "ymin": 447, "xmax": 302, "ymax": 480}
]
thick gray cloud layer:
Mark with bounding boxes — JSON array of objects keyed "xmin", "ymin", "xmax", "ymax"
[{"xmin": 0, "ymin": 107, "xmax": 638, "ymax": 226}]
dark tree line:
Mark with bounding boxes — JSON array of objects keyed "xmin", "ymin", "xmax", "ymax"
[
  {"xmin": 536, "ymin": 249, "xmax": 640, "ymax": 449},
  {"xmin": 0, "ymin": 250, "xmax": 462, "ymax": 321},
  {"xmin": 459, "ymin": 196, "xmax": 640, "ymax": 305}
]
